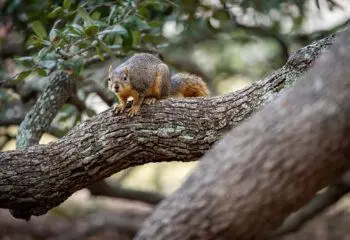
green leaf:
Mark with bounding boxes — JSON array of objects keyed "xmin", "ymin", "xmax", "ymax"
[
  {"xmin": 31, "ymin": 21, "xmax": 48, "ymax": 39},
  {"xmin": 91, "ymin": 11, "xmax": 101, "ymax": 20},
  {"xmin": 92, "ymin": 40, "xmax": 98, "ymax": 47},
  {"xmin": 15, "ymin": 56, "xmax": 35, "ymax": 67},
  {"xmin": 142, "ymin": 34, "xmax": 163, "ymax": 45},
  {"xmin": 49, "ymin": 29, "xmax": 59, "ymax": 42},
  {"xmin": 68, "ymin": 24, "xmax": 84, "ymax": 35},
  {"xmin": 70, "ymin": 45, "xmax": 79, "ymax": 53},
  {"xmin": 99, "ymin": 25, "xmax": 128, "ymax": 37},
  {"xmin": 124, "ymin": 16, "xmax": 150, "ymax": 30},
  {"xmin": 15, "ymin": 70, "xmax": 32, "ymax": 81},
  {"xmin": 38, "ymin": 47, "xmax": 49, "ymax": 59},
  {"xmin": 98, "ymin": 40, "xmax": 114, "ymax": 59},
  {"xmin": 84, "ymin": 25, "xmax": 99, "ymax": 36},
  {"xmin": 132, "ymin": 30, "xmax": 141, "ymax": 45},
  {"xmin": 45, "ymin": 52, "xmax": 58, "ymax": 61},
  {"xmin": 148, "ymin": 21, "xmax": 162, "ymax": 28},
  {"xmin": 107, "ymin": 5, "xmax": 116, "ymax": 23},
  {"xmin": 26, "ymin": 35, "xmax": 37, "ymax": 46},
  {"xmin": 212, "ymin": 9, "xmax": 230, "ymax": 22},
  {"xmin": 95, "ymin": 47, "xmax": 104, "ymax": 61},
  {"xmin": 48, "ymin": 7, "xmax": 63, "ymax": 18},
  {"xmin": 63, "ymin": 0, "xmax": 71, "ymax": 9},
  {"xmin": 121, "ymin": 29, "xmax": 133, "ymax": 52},
  {"xmin": 78, "ymin": 7, "xmax": 93, "ymax": 25},
  {"xmin": 36, "ymin": 68, "xmax": 48, "ymax": 77},
  {"xmin": 38, "ymin": 39, "xmax": 52, "ymax": 47},
  {"xmin": 92, "ymin": 20, "xmax": 108, "ymax": 28},
  {"xmin": 137, "ymin": 7, "xmax": 149, "ymax": 19},
  {"xmin": 41, "ymin": 60, "xmax": 57, "ymax": 69}
]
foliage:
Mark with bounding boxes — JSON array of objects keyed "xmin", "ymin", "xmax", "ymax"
[
  {"xmin": 3, "ymin": 0, "xmax": 172, "ymax": 79},
  {"xmin": 0, "ymin": 0, "xmax": 345, "ymax": 81}
]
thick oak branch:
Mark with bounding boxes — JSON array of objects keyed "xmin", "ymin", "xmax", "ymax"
[
  {"xmin": 0, "ymin": 35, "xmax": 334, "ymax": 219},
  {"xmin": 135, "ymin": 29, "xmax": 350, "ymax": 239}
]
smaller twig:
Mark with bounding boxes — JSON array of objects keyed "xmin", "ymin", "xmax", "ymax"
[
  {"xmin": 68, "ymin": 94, "xmax": 96, "ymax": 117},
  {"xmin": 328, "ymin": 0, "xmax": 348, "ymax": 9},
  {"xmin": 270, "ymin": 182, "xmax": 350, "ymax": 238},
  {"xmin": 88, "ymin": 181, "xmax": 164, "ymax": 205},
  {"xmin": 83, "ymin": 81, "xmax": 116, "ymax": 107},
  {"xmin": 51, "ymin": 211, "xmax": 148, "ymax": 240}
]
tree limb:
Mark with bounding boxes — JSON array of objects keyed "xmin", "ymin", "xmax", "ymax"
[
  {"xmin": 0, "ymin": 34, "xmax": 335, "ymax": 219},
  {"xmin": 89, "ymin": 181, "xmax": 164, "ymax": 205},
  {"xmin": 271, "ymin": 182, "xmax": 350, "ymax": 238},
  {"xmin": 16, "ymin": 71, "xmax": 75, "ymax": 148},
  {"xmin": 135, "ymin": 28, "xmax": 350, "ymax": 239},
  {"xmin": 0, "ymin": 209, "xmax": 148, "ymax": 240},
  {"xmin": 51, "ymin": 211, "xmax": 148, "ymax": 240}
]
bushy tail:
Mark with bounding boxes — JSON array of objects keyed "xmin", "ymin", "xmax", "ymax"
[{"xmin": 170, "ymin": 73, "xmax": 209, "ymax": 97}]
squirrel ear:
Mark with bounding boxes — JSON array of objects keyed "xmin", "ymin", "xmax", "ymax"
[
  {"xmin": 108, "ymin": 65, "xmax": 113, "ymax": 76},
  {"xmin": 123, "ymin": 67, "xmax": 129, "ymax": 76}
]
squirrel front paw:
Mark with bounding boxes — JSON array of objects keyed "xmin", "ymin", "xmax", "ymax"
[
  {"xmin": 128, "ymin": 105, "xmax": 141, "ymax": 117},
  {"xmin": 113, "ymin": 104, "xmax": 126, "ymax": 115}
]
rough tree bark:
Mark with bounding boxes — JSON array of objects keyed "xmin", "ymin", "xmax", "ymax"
[
  {"xmin": 16, "ymin": 71, "xmax": 74, "ymax": 148},
  {"xmin": 135, "ymin": 29, "xmax": 350, "ymax": 239},
  {"xmin": 0, "ymin": 34, "xmax": 334, "ymax": 219},
  {"xmin": 0, "ymin": 209, "xmax": 148, "ymax": 240},
  {"xmin": 12, "ymin": 71, "xmax": 74, "ymax": 220}
]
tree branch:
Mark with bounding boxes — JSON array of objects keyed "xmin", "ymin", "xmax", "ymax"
[
  {"xmin": 135, "ymin": 28, "xmax": 350, "ymax": 239},
  {"xmin": 16, "ymin": 71, "xmax": 75, "ymax": 148},
  {"xmin": 0, "ymin": 209, "xmax": 148, "ymax": 239},
  {"xmin": 271, "ymin": 182, "xmax": 350, "ymax": 238},
  {"xmin": 0, "ymin": 34, "xmax": 335, "ymax": 219},
  {"xmin": 51, "ymin": 211, "xmax": 148, "ymax": 240},
  {"xmin": 89, "ymin": 181, "xmax": 164, "ymax": 205}
]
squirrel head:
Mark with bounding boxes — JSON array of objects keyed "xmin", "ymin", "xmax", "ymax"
[{"xmin": 108, "ymin": 65, "xmax": 131, "ymax": 93}]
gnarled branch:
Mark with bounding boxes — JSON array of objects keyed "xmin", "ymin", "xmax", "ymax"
[
  {"xmin": 135, "ymin": 28, "xmax": 350, "ymax": 239},
  {"xmin": 16, "ymin": 71, "xmax": 74, "ymax": 148},
  {"xmin": 271, "ymin": 182, "xmax": 350, "ymax": 238},
  {"xmin": 0, "ymin": 34, "xmax": 334, "ymax": 219}
]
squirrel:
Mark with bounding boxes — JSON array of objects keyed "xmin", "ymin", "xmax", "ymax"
[{"xmin": 108, "ymin": 53, "xmax": 209, "ymax": 117}]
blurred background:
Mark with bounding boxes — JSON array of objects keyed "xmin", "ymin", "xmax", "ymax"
[{"xmin": 1, "ymin": 0, "xmax": 350, "ymax": 239}]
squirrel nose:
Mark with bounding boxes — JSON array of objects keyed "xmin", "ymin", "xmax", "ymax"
[{"xmin": 114, "ymin": 85, "xmax": 120, "ymax": 92}]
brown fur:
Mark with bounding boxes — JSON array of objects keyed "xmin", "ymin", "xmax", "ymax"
[
  {"xmin": 179, "ymin": 81, "xmax": 209, "ymax": 97},
  {"xmin": 170, "ymin": 73, "xmax": 209, "ymax": 98},
  {"xmin": 146, "ymin": 70, "xmax": 162, "ymax": 99},
  {"xmin": 108, "ymin": 53, "xmax": 209, "ymax": 117},
  {"xmin": 119, "ymin": 85, "xmax": 139, "ymax": 101}
]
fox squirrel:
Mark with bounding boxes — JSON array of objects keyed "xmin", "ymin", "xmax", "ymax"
[{"xmin": 108, "ymin": 53, "xmax": 209, "ymax": 116}]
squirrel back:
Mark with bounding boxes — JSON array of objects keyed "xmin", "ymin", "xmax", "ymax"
[{"xmin": 113, "ymin": 53, "xmax": 168, "ymax": 94}]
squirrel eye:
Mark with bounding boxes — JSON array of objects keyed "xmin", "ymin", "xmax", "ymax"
[{"xmin": 123, "ymin": 76, "xmax": 128, "ymax": 81}]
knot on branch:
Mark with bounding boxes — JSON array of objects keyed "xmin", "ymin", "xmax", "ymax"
[{"xmin": 286, "ymin": 35, "xmax": 335, "ymax": 71}]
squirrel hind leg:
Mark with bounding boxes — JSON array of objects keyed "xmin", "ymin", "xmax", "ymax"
[
  {"xmin": 157, "ymin": 63, "xmax": 171, "ymax": 98},
  {"xmin": 144, "ymin": 97, "xmax": 157, "ymax": 105}
]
